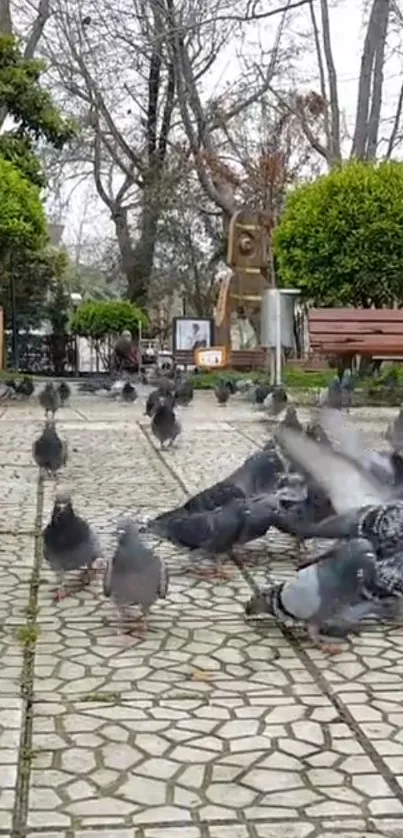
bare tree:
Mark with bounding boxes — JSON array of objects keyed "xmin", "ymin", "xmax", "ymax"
[
  {"xmin": 266, "ymin": 0, "xmax": 403, "ymax": 166},
  {"xmin": 161, "ymin": 0, "xmax": 294, "ymax": 219},
  {"xmin": 40, "ymin": 0, "xmax": 294, "ymax": 304}
]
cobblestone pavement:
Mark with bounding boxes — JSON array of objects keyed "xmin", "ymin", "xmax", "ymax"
[{"xmin": 2, "ymin": 391, "xmax": 403, "ymax": 838}]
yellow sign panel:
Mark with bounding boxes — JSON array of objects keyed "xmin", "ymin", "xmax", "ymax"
[{"xmin": 195, "ymin": 346, "xmax": 228, "ymax": 368}]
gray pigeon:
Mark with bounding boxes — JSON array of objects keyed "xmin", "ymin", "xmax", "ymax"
[
  {"xmin": 255, "ymin": 383, "xmax": 272, "ymax": 405},
  {"xmin": 157, "ymin": 376, "xmax": 176, "ymax": 395},
  {"xmin": 264, "ymin": 385, "xmax": 288, "ymax": 415},
  {"xmin": 103, "ymin": 517, "xmax": 168, "ymax": 635},
  {"xmin": 58, "ymin": 382, "xmax": 70, "ymax": 406},
  {"xmin": 145, "ymin": 389, "xmax": 163, "ymax": 417},
  {"xmin": 305, "ymin": 419, "xmax": 330, "ymax": 446},
  {"xmin": 151, "ymin": 401, "xmax": 181, "ymax": 449},
  {"xmin": 33, "ymin": 419, "xmax": 67, "ymax": 476},
  {"xmin": 279, "ymin": 405, "xmax": 303, "ymax": 433},
  {"xmin": 121, "ymin": 381, "xmax": 137, "ymax": 403},
  {"xmin": 245, "ymin": 537, "xmax": 382, "ymax": 652},
  {"xmin": 271, "ymin": 426, "xmax": 403, "ymax": 564},
  {"xmin": 150, "ymin": 447, "xmax": 286, "ymax": 533},
  {"xmin": 43, "ymin": 490, "xmax": 102, "ymax": 601},
  {"xmin": 235, "ymin": 378, "xmax": 254, "ymax": 394},
  {"xmin": 215, "ymin": 380, "xmax": 230, "ymax": 405},
  {"xmin": 319, "ymin": 376, "xmax": 342, "ymax": 410},
  {"xmin": 175, "ymin": 378, "xmax": 194, "ymax": 407},
  {"xmin": 39, "ymin": 382, "xmax": 61, "ymax": 418}
]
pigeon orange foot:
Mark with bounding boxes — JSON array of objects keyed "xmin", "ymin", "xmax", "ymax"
[{"xmin": 308, "ymin": 624, "xmax": 344, "ymax": 655}]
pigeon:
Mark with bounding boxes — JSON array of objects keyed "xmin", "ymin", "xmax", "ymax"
[
  {"xmin": 58, "ymin": 382, "xmax": 71, "ymax": 406},
  {"xmin": 264, "ymin": 385, "xmax": 288, "ymax": 415},
  {"xmin": 271, "ymin": 426, "xmax": 403, "ymax": 570},
  {"xmin": 215, "ymin": 380, "xmax": 230, "ymax": 405},
  {"xmin": 305, "ymin": 419, "xmax": 330, "ymax": 446},
  {"xmin": 386, "ymin": 407, "xmax": 403, "ymax": 452},
  {"xmin": 103, "ymin": 517, "xmax": 168, "ymax": 635},
  {"xmin": 175, "ymin": 377, "xmax": 194, "ymax": 407},
  {"xmin": 39, "ymin": 382, "xmax": 61, "ymax": 418},
  {"xmin": 108, "ymin": 380, "xmax": 125, "ymax": 399},
  {"xmin": 154, "ymin": 501, "xmax": 245, "ymax": 578},
  {"xmin": 151, "ymin": 447, "xmax": 286, "ymax": 531},
  {"xmin": 255, "ymin": 383, "xmax": 272, "ymax": 405},
  {"xmin": 224, "ymin": 379, "xmax": 237, "ymax": 395},
  {"xmin": 145, "ymin": 389, "xmax": 163, "ymax": 417},
  {"xmin": 78, "ymin": 377, "xmax": 112, "ymax": 393},
  {"xmin": 148, "ymin": 448, "xmax": 288, "ymax": 568},
  {"xmin": 43, "ymin": 490, "xmax": 102, "ymax": 601},
  {"xmin": 319, "ymin": 376, "xmax": 342, "ymax": 410},
  {"xmin": 151, "ymin": 401, "xmax": 181, "ymax": 449},
  {"xmin": 235, "ymin": 378, "xmax": 255, "ymax": 394},
  {"xmin": 279, "ymin": 405, "xmax": 303, "ymax": 433},
  {"xmin": 33, "ymin": 419, "xmax": 67, "ymax": 475},
  {"xmin": 121, "ymin": 381, "xmax": 137, "ymax": 402},
  {"xmin": 245, "ymin": 537, "xmax": 382, "ymax": 652},
  {"xmin": 15, "ymin": 376, "xmax": 34, "ymax": 397},
  {"xmin": 157, "ymin": 376, "xmax": 176, "ymax": 396}
]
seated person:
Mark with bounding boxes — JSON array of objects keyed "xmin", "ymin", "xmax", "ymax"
[{"xmin": 113, "ymin": 330, "xmax": 138, "ymax": 372}]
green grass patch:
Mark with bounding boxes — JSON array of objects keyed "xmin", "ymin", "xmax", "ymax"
[
  {"xmin": 16, "ymin": 625, "xmax": 41, "ymax": 647},
  {"xmin": 190, "ymin": 367, "xmax": 333, "ymax": 390},
  {"xmin": 190, "ymin": 364, "xmax": 403, "ymax": 392},
  {"xmin": 81, "ymin": 692, "xmax": 120, "ymax": 703}
]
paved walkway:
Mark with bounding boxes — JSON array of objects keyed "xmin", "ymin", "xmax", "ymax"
[{"xmin": 1, "ymin": 392, "xmax": 403, "ymax": 838}]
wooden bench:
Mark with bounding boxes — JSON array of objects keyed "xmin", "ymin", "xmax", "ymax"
[{"xmin": 308, "ymin": 308, "xmax": 403, "ymax": 357}]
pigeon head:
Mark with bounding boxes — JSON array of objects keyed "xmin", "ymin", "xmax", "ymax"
[
  {"xmin": 116, "ymin": 516, "xmax": 138, "ymax": 542},
  {"xmin": 53, "ymin": 489, "xmax": 73, "ymax": 519}
]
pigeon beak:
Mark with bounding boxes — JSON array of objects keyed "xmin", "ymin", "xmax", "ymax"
[{"xmin": 54, "ymin": 501, "xmax": 68, "ymax": 516}]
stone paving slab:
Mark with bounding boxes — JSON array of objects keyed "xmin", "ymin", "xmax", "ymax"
[
  {"xmin": 32, "ymin": 611, "xmax": 315, "ymax": 702},
  {"xmin": 0, "ymin": 697, "xmax": 24, "ymax": 832},
  {"xmin": 0, "ymin": 466, "xmax": 38, "ymax": 531},
  {"xmin": 21, "ymin": 826, "xmax": 403, "ymax": 838},
  {"xmin": 1, "ymin": 395, "xmax": 403, "ymax": 838},
  {"xmin": 28, "ymin": 688, "xmax": 397, "ymax": 831}
]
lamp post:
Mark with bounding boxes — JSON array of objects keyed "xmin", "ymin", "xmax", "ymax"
[{"xmin": 10, "ymin": 261, "xmax": 18, "ymax": 370}]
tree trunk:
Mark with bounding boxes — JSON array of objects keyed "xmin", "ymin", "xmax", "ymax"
[
  {"xmin": 351, "ymin": 0, "xmax": 391, "ymax": 159},
  {"xmin": 112, "ymin": 204, "xmax": 159, "ymax": 308}
]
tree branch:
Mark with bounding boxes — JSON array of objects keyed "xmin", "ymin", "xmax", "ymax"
[
  {"xmin": 351, "ymin": 0, "xmax": 391, "ymax": 159},
  {"xmin": 319, "ymin": 0, "xmax": 341, "ymax": 162},
  {"xmin": 23, "ymin": 0, "xmax": 52, "ymax": 59},
  {"xmin": 309, "ymin": 0, "xmax": 331, "ymax": 153},
  {"xmin": 366, "ymin": 0, "xmax": 390, "ymax": 159},
  {"xmin": 385, "ymin": 79, "xmax": 403, "ymax": 158}
]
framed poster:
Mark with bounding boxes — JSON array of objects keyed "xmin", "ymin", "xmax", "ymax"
[
  {"xmin": 195, "ymin": 346, "xmax": 228, "ymax": 369},
  {"xmin": 173, "ymin": 317, "xmax": 214, "ymax": 353}
]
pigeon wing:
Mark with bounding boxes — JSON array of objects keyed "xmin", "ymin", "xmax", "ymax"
[
  {"xmin": 275, "ymin": 427, "xmax": 389, "ymax": 514},
  {"xmin": 319, "ymin": 408, "xmax": 366, "ymax": 460}
]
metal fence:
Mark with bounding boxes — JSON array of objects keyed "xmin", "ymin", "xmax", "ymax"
[{"xmin": 6, "ymin": 332, "xmax": 78, "ymax": 376}]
